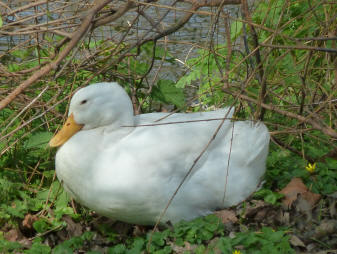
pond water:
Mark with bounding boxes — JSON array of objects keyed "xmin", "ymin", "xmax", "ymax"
[{"xmin": 0, "ymin": 0, "xmax": 242, "ymax": 82}]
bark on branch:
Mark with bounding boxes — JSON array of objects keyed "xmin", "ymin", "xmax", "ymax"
[
  {"xmin": 0, "ymin": 0, "xmax": 113, "ymax": 111},
  {"xmin": 224, "ymin": 90, "xmax": 337, "ymax": 138}
]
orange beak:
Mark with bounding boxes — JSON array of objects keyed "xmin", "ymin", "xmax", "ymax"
[{"xmin": 49, "ymin": 113, "xmax": 83, "ymax": 147}]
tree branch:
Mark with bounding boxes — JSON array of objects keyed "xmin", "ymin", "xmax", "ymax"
[
  {"xmin": 224, "ymin": 90, "xmax": 337, "ymax": 138},
  {"xmin": 0, "ymin": 0, "xmax": 113, "ymax": 111}
]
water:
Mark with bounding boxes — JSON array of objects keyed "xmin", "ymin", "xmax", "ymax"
[{"xmin": 0, "ymin": 0, "xmax": 242, "ymax": 82}]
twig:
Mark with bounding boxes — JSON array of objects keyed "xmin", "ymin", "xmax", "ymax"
[
  {"xmin": 0, "ymin": 0, "xmax": 114, "ymax": 111},
  {"xmin": 123, "ymin": 117, "xmax": 235, "ymax": 127},
  {"xmin": 241, "ymin": 0, "xmax": 267, "ymax": 120},
  {"xmin": 147, "ymin": 106, "xmax": 235, "ymax": 251},
  {"xmin": 260, "ymin": 43, "xmax": 337, "ymax": 53},
  {"xmin": 225, "ymin": 91, "xmax": 337, "ymax": 138},
  {"xmin": 5, "ymin": 0, "xmax": 48, "ymax": 16}
]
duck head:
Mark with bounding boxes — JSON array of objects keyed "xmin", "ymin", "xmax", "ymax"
[{"xmin": 49, "ymin": 82, "xmax": 134, "ymax": 147}]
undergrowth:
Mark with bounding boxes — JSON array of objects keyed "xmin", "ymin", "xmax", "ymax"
[
  {"xmin": 0, "ymin": 0, "xmax": 336, "ymax": 253},
  {"xmin": 0, "ymin": 215, "xmax": 295, "ymax": 254}
]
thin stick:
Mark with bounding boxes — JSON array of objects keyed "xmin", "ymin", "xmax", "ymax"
[{"xmin": 147, "ymin": 103, "xmax": 236, "ymax": 251}]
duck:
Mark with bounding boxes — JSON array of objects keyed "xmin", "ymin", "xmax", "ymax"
[{"xmin": 49, "ymin": 82, "xmax": 270, "ymax": 225}]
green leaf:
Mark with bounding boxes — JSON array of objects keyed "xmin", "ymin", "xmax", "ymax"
[
  {"xmin": 230, "ymin": 20, "xmax": 243, "ymax": 41},
  {"xmin": 23, "ymin": 242, "xmax": 51, "ymax": 254},
  {"xmin": 25, "ymin": 132, "xmax": 53, "ymax": 149},
  {"xmin": 2, "ymin": 200, "xmax": 28, "ymax": 218},
  {"xmin": 0, "ymin": 239, "xmax": 22, "ymax": 253},
  {"xmin": 36, "ymin": 181, "xmax": 62, "ymax": 201},
  {"xmin": 0, "ymin": 16, "xmax": 3, "ymax": 28},
  {"xmin": 129, "ymin": 238, "xmax": 145, "ymax": 253},
  {"xmin": 254, "ymin": 188, "xmax": 284, "ymax": 205},
  {"xmin": 52, "ymin": 245, "xmax": 73, "ymax": 254},
  {"xmin": 152, "ymin": 80, "xmax": 185, "ymax": 108},
  {"xmin": 33, "ymin": 219, "xmax": 50, "ymax": 233},
  {"xmin": 107, "ymin": 244, "xmax": 126, "ymax": 254}
]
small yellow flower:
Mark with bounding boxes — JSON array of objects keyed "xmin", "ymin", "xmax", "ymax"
[
  {"xmin": 305, "ymin": 162, "xmax": 316, "ymax": 173},
  {"xmin": 233, "ymin": 250, "xmax": 241, "ymax": 254}
]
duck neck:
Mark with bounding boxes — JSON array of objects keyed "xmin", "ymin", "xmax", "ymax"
[
  {"xmin": 102, "ymin": 112, "xmax": 135, "ymax": 144},
  {"xmin": 107, "ymin": 111, "xmax": 134, "ymax": 130}
]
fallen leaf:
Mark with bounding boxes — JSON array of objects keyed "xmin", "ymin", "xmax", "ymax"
[
  {"xmin": 306, "ymin": 243, "xmax": 316, "ymax": 252},
  {"xmin": 243, "ymin": 200, "xmax": 269, "ymax": 218},
  {"xmin": 289, "ymin": 234, "xmax": 305, "ymax": 247},
  {"xmin": 18, "ymin": 238, "xmax": 32, "ymax": 248},
  {"xmin": 279, "ymin": 178, "xmax": 321, "ymax": 209},
  {"xmin": 328, "ymin": 198, "xmax": 336, "ymax": 217},
  {"xmin": 313, "ymin": 220, "xmax": 337, "ymax": 239},
  {"xmin": 277, "ymin": 211, "xmax": 290, "ymax": 225},
  {"xmin": 62, "ymin": 215, "xmax": 83, "ymax": 237},
  {"xmin": 169, "ymin": 241, "xmax": 197, "ymax": 253},
  {"xmin": 22, "ymin": 214, "xmax": 39, "ymax": 229},
  {"xmin": 214, "ymin": 209, "xmax": 238, "ymax": 224},
  {"xmin": 255, "ymin": 208, "xmax": 270, "ymax": 222},
  {"xmin": 229, "ymin": 231, "xmax": 236, "ymax": 239},
  {"xmin": 327, "ymin": 191, "xmax": 337, "ymax": 199},
  {"xmin": 301, "ymin": 191, "xmax": 321, "ymax": 208},
  {"xmin": 294, "ymin": 194, "xmax": 315, "ymax": 221},
  {"xmin": 4, "ymin": 228, "xmax": 22, "ymax": 242}
]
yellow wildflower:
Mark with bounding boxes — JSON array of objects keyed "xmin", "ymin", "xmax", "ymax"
[
  {"xmin": 233, "ymin": 250, "xmax": 241, "ymax": 254},
  {"xmin": 305, "ymin": 162, "xmax": 316, "ymax": 173}
]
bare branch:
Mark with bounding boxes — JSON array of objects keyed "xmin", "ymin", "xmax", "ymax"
[{"xmin": 0, "ymin": 0, "xmax": 113, "ymax": 111}]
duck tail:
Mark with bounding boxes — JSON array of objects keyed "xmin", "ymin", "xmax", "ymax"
[
  {"xmin": 233, "ymin": 121, "xmax": 270, "ymax": 166},
  {"xmin": 249, "ymin": 121, "xmax": 270, "ymax": 165}
]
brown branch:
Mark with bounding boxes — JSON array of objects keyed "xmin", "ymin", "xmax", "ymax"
[
  {"xmin": 181, "ymin": 0, "xmax": 241, "ymax": 6},
  {"xmin": 95, "ymin": 2, "xmax": 200, "ymax": 77},
  {"xmin": 93, "ymin": 1, "xmax": 135, "ymax": 28},
  {"xmin": 294, "ymin": 36, "xmax": 337, "ymax": 41},
  {"xmin": 2, "ymin": 3, "xmax": 78, "ymax": 29},
  {"xmin": 148, "ymin": 105, "xmax": 235, "ymax": 249},
  {"xmin": 5, "ymin": 0, "xmax": 48, "ymax": 16},
  {"xmin": 1, "ymin": 15, "xmax": 80, "ymax": 33},
  {"xmin": 271, "ymin": 136, "xmax": 314, "ymax": 163},
  {"xmin": 150, "ymin": 4, "xmax": 199, "ymax": 42},
  {"xmin": 299, "ymin": 51, "xmax": 313, "ymax": 115},
  {"xmin": 260, "ymin": 43, "xmax": 337, "ymax": 53},
  {"xmin": 241, "ymin": 0, "xmax": 267, "ymax": 121},
  {"xmin": 0, "ymin": 0, "xmax": 113, "ymax": 111},
  {"xmin": 225, "ymin": 90, "xmax": 337, "ymax": 138}
]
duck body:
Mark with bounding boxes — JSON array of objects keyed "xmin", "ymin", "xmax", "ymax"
[{"xmin": 52, "ymin": 82, "xmax": 270, "ymax": 225}]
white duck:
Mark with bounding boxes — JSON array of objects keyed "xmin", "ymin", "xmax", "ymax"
[{"xmin": 50, "ymin": 82, "xmax": 270, "ymax": 225}]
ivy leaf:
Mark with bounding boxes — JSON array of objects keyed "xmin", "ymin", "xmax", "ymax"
[
  {"xmin": 230, "ymin": 20, "xmax": 243, "ymax": 41},
  {"xmin": 25, "ymin": 132, "xmax": 53, "ymax": 149},
  {"xmin": 152, "ymin": 80, "xmax": 185, "ymax": 108},
  {"xmin": 254, "ymin": 188, "xmax": 284, "ymax": 205},
  {"xmin": 33, "ymin": 219, "xmax": 49, "ymax": 233}
]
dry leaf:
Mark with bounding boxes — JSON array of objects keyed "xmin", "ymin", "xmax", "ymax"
[
  {"xmin": 277, "ymin": 211, "xmax": 290, "ymax": 225},
  {"xmin": 22, "ymin": 213, "xmax": 39, "ymax": 229},
  {"xmin": 289, "ymin": 235, "xmax": 305, "ymax": 247},
  {"xmin": 244, "ymin": 200, "xmax": 269, "ymax": 218},
  {"xmin": 214, "ymin": 209, "xmax": 238, "ymax": 224},
  {"xmin": 4, "ymin": 228, "xmax": 22, "ymax": 242},
  {"xmin": 301, "ymin": 191, "xmax": 321, "ymax": 207},
  {"xmin": 62, "ymin": 215, "xmax": 83, "ymax": 237},
  {"xmin": 279, "ymin": 178, "xmax": 321, "ymax": 209},
  {"xmin": 170, "ymin": 241, "xmax": 197, "ymax": 253},
  {"xmin": 313, "ymin": 220, "xmax": 337, "ymax": 239}
]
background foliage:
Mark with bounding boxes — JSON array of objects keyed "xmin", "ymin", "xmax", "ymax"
[{"xmin": 0, "ymin": 0, "xmax": 336, "ymax": 252}]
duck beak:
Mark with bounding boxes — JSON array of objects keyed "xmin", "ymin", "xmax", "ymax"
[{"xmin": 49, "ymin": 113, "xmax": 84, "ymax": 147}]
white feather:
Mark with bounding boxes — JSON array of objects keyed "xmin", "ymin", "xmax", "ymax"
[{"xmin": 55, "ymin": 82, "xmax": 270, "ymax": 225}]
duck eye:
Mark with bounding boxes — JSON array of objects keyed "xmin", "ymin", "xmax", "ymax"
[{"xmin": 80, "ymin": 100, "xmax": 87, "ymax": 105}]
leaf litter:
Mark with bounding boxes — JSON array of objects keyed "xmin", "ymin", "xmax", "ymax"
[{"xmin": 1, "ymin": 177, "xmax": 336, "ymax": 253}]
